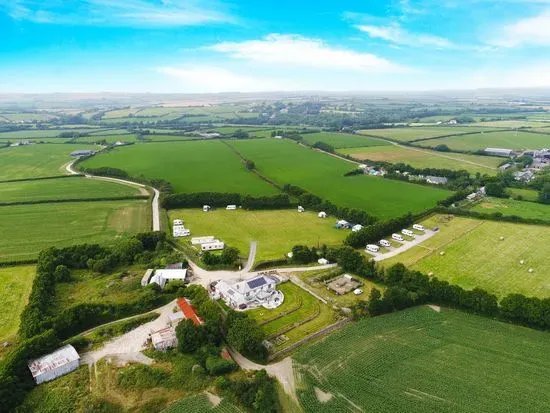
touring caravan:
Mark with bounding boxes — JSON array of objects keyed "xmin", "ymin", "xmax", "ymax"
[
  {"xmin": 402, "ymin": 229, "xmax": 414, "ymax": 237},
  {"xmin": 366, "ymin": 244, "xmax": 380, "ymax": 253},
  {"xmin": 413, "ymin": 224, "xmax": 425, "ymax": 232},
  {"xmin": 379, "ymin": 239, "xmax": 391, "ymax": 248},
  {"xmin": 392, "ymin": 233, "xmax": 404, "ymax": 242}
]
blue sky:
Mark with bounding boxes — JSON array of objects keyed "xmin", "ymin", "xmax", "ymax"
[{"xmin": 3, "ymin": 0, "xmax": 550, "ymax": 93}]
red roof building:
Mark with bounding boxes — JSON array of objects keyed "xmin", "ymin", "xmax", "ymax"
[{"xmin": 177, "ymin": 298, "xmax": 203, "ymax": 326}]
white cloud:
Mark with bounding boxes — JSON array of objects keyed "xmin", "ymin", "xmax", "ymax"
[
  {"xmin": 355, "ymin": 23, "xmax": 454, "ymax": 48},
  {"xmin": 489, "ymin": 11, "xmax": 550, "ymax": 47},
  {"xmin": 156, "ymin": 66, "xmax": 292, "ymax": 92},
  {"xmin": 208, "ymin": 34, "xmax": 407, "ymax": 72},
  {"xmin": 0, "ymin": 0, "xmax": 234, "ymax": 27}
]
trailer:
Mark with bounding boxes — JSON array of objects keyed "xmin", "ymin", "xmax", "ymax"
[
  {"xmin": 413, "ymin": 224, "xmax": 425, "ymax": 232},
  {"xmin": 392, "ymin": 233, "xmax": 404, "ymax": 242}
]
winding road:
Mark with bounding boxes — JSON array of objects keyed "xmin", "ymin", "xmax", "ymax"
[{"xmin": 65, "ymin": 159, "xmax": 160, "ymax": 231}]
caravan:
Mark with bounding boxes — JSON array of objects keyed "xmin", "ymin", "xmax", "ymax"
[
  {"xmin": 379, "ymin": 239, "xmax": 391, "ymax": 248},
  {"xmin": 402, "ymin": 229, "xmax": 414, "ymax": 237},
  {"xmin": 413, "ymin": 224, "xmax": 425, "ymax": 232},
  {"xmin": 392, "ymin": 233, "xmax": 404, "ymax": 242},
  {"xmin": 366, "ymin": 244, "xmax": 380, "ymax": 253}
]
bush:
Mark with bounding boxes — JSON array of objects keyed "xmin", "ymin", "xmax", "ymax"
[
  {"xmin": 205, "ymin": 356, "xmax": 237, "ymax": 375},
  {"xmin": 117, "ymin": 364, "xmax": 169, "ymax": 389}
]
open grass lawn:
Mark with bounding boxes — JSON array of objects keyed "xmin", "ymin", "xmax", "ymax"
[
  {"xmin": 0, "ymin": 265, "xmax": 35, "ymax": 344},
  {"xmin": 81, "ymin": 141, "xmax": 277, "ymax": 196},
  {"xmin": 248, "ymin": 282, "xmax": 337, "ymax": 351},
  {"xmin": 300, "ymin": 132, "xmax": 389, "ymax": 148},
  {"xmin": 0, "ymin": 144, "xmax": 97, "ymax": 180},
  {"xmin": 168, "ymin": 209, "xmax": 347, "ymax": 262},
  {"xmin": 228, "ymin": 139, "xmax": 451, "ymax": 220},
  {"xmin": 74, "ymin": 134, "xmax": 138, "ymax": 144},
  {"xmin": 0, "ymin": 176, "xmax": 141, "ymax": 203},
  {"xmin": 0, "ymin": 200, "xmax": 149, "ymax": 262},
  {"xmin": 418, "ymin": 131, "xmax": 550, "ymax": 151},
  {"xmin": 356, "ymin": 126, "xmax": 498, "ymax": 142},
  {"xmin": 471, "ymin": 197, "xmax": 550, "ymax": 220},
  {"xmin": 508, "ymin": 187, "xmax": 540, "ymax": 201},
  {"xmin": 384, "ymin": 214, "xmax": 550, "ymax": 298},
  {"xmin": 294, "ymin": 306, "xmax": 550, "ymax": 413},
  {"xmin": 339, "ymin": 145, "xmax": 501, "ymax": 175}
]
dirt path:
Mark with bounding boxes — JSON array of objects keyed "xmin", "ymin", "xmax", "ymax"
[{"xmin": 66, "ymin": 159, "xmax": 160, "ymax": 231}]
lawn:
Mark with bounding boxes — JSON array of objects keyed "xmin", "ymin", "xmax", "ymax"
[
  {"xmin": 228, "ymin": 139, "xmax": 452, "ymax": 220},
  {"xmin": 0, "ymin": 176, "xmax": 141, "ymax": 203},
  {"xmin": 0, "ymin": 144, "xmax": 98, "ymax": 180},
  {"xmin": 471, "ymin": 197, "xmax": 550, "ymax": 220},
  {"xmin": 383, "ymin": 214, "xmax": 550, "ymax": 298},
  {"xmin": 0, "ymin": 200, "xmax": 149, "ymax": 262},
  {"xmin": 0, "ymin": 265, "xmax": 35, "ymax": 344},
  {"xmin": 356, "ymin": 126, "xmax": 498, "ymax": 142},
  {"xmin": 80, "ymin": 141, "xmax": 278, "ymax": 195},
  {"xmin": 418, "ymin": 131, "xmax": 550, "ymax": 151},
  {"xmin": 339, "ymin": 145, "xmax": 501, "ymax": 175},
  {"xmin": 294, "ymin": 306, "xmax": 550, "ymax": 413},
  {"xmin": 300, "ymin": 132, "xmax": 389, "ymax": 148},
  {"xmin": 168, "ymin": 209, "xmax": 347, "ymax": 262}
]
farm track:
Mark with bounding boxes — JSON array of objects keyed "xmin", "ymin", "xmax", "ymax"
[{"xmin": 65, "ymin": 159, "xmax": 160, "ymax": 231}]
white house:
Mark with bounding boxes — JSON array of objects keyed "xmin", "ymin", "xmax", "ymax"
[
  {"xmin": 212, "ymin": 275, "xmax": 283, "ymax": 310},
  {"xmin": 28, "ymin": 345, "xmax": 80, "ymax": 385},
  {"xmin": 191, "ymin": 236, "xmax": 215, "ymax": 245},
  {"xmin": 149, "ymin": 269, "xmax": 187, "ymax": 289},
  {"xmin": 151, "ymin": 327, "xmax": 178, "ymax": 350},
  {"xmin": 201, "ymin": 240, "xmax": 225, "ymax": 251},
  {"xmin": 318, "ymin": 211, "xmax": 327, "ymax": 218},
  {"xmin": 352, "ymin": 224, "xmax": 363, "ymax": 232}
]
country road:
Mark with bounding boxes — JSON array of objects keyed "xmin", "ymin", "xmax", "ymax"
[{"xmin": 65, "ymin": 159, "xmax": 161, "ymax": 231}]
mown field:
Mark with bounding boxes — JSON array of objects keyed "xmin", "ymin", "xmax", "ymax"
[
  {"xmin": 418, "ymin": 131, "xmax": 550, "ymax": 151},
  {"xmin": 0, "ymin": 128, "xmax": 98, "ymax": 139},
  {"xmin": 0, "ymin": 144, "xmax": 97, "ymax": 180},
  {"xmin": 471, "ymin": 197, "xmax": 550, "ymax": 220},
  {"xmin": 384, "ymin": 214, "xmax": 550, "ymax": 298},
  {"xmin": 0, "ymin": 265, "xmax": 35, "ymax": 344},
  {"xmin": 80, "ymin": 141, "xmax": 278, "ymax": 195},
  {"xmin": 294, "ymin": 306, "xmax": 550, "ymax": 413},
  {"xmin": 339, "ymin": 145, "xmax": 500, "ymax": 175},
  {"xmin": 0, "ymin": 176, "xmax": 141, "ymax": 203},
  {"xmin": 300, "ymin": 132, "xmax": 389, "ymax": 148},
  {"xmin": 228, "ymin": 139, "xmax": 451, "ymax": 219},
  {"xmin": 357, "ymin": 127, "xmax": 499, "ymax": 142},
  {"xmin": 508, "ymin": 187, "xmax": 540, "ymax": 201},
  {"xmin": 168, "ymin": 209, "xmax": 347, "ymax": 262},
  {"xmin": 0, "ymin": 200, "xmax": 149, "ymax": 262}
]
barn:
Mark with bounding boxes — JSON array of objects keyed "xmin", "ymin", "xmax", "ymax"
[{"xmin": 28, "ymin": 345, "xmax": 80, "ymax": 385}]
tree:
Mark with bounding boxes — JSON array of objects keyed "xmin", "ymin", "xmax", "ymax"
[
  {"xmin": 538, "ymin": 183, "xmax": 550, "ymax": 204},
  {"xmin": 176, "ymin": 319, "xmax": 206, "ymax": 353},
  {"xmin": 221, "ymin": 247, "xmax": 240, "ymax": 265},
  {"xmin": 334, "ymin": 246, "xmax": 364, "ymax": 273},
  {"xmin": 245, "ymin": 160, "xmax": 256, "ymax": 170},
  {"xmin": 54, "ymin": 265, "xmax": 71, "ymax": 282},
  {"xmin": 433, "ymin": 144, "xmax": 450, "ymax": 152},
  {"xmin": 291, "ymin": 245, "xmax": 316, "ymax": 264},
  {"xmin": 485, "ymin": 182, "xmax": 506, "ymax": 198}
]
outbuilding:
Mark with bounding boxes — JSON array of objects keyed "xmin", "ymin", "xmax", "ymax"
[
  {"xmin": 28, "ymin": 345, "xmax": 80, "ymax": 385},
  {"xmin": 149, "ymin": 269, "xmax": 187, "ymax": 289},
  {"xmin": 201, "ymin": 240, "xmax": 225, "ymax": 251},
  {"xmin": 151, "ymin": 327, "xmax": 177, "ymax": 351}
]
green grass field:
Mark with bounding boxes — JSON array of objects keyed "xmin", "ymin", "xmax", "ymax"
[
  {"xmin": 294, "ymin": 306, "xmax": 550, "ymax": 413},
  {"xmin": 384, "ymin": 214, "xmax": 550, "ymax": 298},
  {"xmin": 0, "ymin": 200, "xmax": 149, "ymax": 262},
  {"xmin": 0, "ymin": 144, "xmax": 97, "ymax": 180},
  {"xmin": 80, "ymin": 141, "xmax": 277, "ymax": 195},
  {"xmin": 357, "ymin": 127, "xmax": 499, "ymax": 142},
  {"xmin": 508, "ymin": 187, "xmax": 540, "ymax": 201},
  {"xmin": 300, "ymin": 132, "xmax": 389, "ymax": 148},
  {"xmin": 0, "ymin": 176, "xmax": 141, "ymax": 203},
  {"xmin": 471, "ymin": 197, "xmax": 550, "ymax": 220},
  {"xmin": 339, "ymin": 145, "xmax": 501, "ymax": 175},
  {"xmin": 0, "ymin": 129, "xmax": 98, "ymax": 139},
  {"xmin": 418, "ymin": 131, "xmax": 550, "ymax": 151},
  {"xmin": 0, "ymin": 265, "xmax": 35, "ymax": 344},
  {"xmin": 162, "ymin": 394, "xmax": 243, "ymax": 413},
  {"xmin": 228, "ymin": 139, "xmax": 451, "ymax": 219},
  {"xmin": 168, "ymin": 209, "xmax": 347, "ymax": 262}
]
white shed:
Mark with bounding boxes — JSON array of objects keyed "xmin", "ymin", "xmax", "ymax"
[{"xmin": 28, "ymin": 345, "xmax": 80, "ymax": 385}]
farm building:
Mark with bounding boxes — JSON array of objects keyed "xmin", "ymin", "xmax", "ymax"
[
  {"xmin": 513, "ymin": 170, "xmax": 535, "ymax": 182},
  {"xmin": 177, "ymin": 298, "xmax": 203, "ymax": 326},
  {"xmin": 151, "ymin": 327, "xmax": 178, "ymax": 351},
  {"xmin": 318, "ymin": 211, "xmax": 327, "ymax": 218},
  {"xmin": 211, "ymin": 274, "xmax": 284, "ymax": 310},
  {"xmin": 426, "ymin": 176, "xmax": 448, "ymax": 185},
  {"xmin": 148, "ymin": 268, "xmax": 188, "ymax": 289},
  {"xmin": 201, "ymin": 240, "xmax": 225, "ymax": 251},
  {"xmin": 484, "ymin": 148, "xmax": 514, "ymax": 157},
  {"xmin": 28, "ymin": 345, "xmax": 80, "ymax": 385},
  {"xmin": 70, "ymin": 149, "xmax": 95, "ymax": 157}
]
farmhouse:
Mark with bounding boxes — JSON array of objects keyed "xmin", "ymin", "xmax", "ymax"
[
  {"xmin": 148, "ymin": 268, "xmax": 188, "ymax": 289},
  {"xmin": 211, "ymin": 274, "xmax": 284, "ymax": 310},
  {"xmin": 151, "ymin": 327, "xmax": 177, "ymax": 351},
  {"xmin": 426, "ymin": 176, "xmax": 448, "ymax": 185},
  {"xmin": 28, "ymin": 345, "xmax": 80, "ymax": 385},
  {"xmin": 484, "ymin": 148, "xmax": 514, "ymax": 157},
  {"xmin": 70, "ymin": 149, "xmax": 95, "ymax": 157}
]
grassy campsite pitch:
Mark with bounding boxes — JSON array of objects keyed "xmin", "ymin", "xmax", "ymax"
[
  {"xmin": 80, "ymin": 140, "xmax": 278, "ymax": 196},
  {"xmin": 228, "ymin": 139, "xmax": 451, "ymax": 219},
  {"xmin": 338, "ymin": 145, "xmax": 501, "ymax": 175},
  {"xmin": 383, "ymin": 214, "xmax": 550, "ymax": 298},
  {"xmin": 168, "ymin": 209, "xmax": 347, "ymax": 263},
  {"xmin": 294, "ymin": 306, "xmax": 550, "ymax": 413},
  {"xmin": 0, "ymin": 200, "xmax": 149, "ymax": 262}
]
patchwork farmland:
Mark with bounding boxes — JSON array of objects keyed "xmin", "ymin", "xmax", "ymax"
[
  {"xmin": 294, "ymin": 306, "xmax": 550, "ymax": 413},
  {"xmin": 356, "ymin": 126, "xmax": 501, "ymax": 142},
  {"xmin": 300, "ymin": 132, "xmax": 389, "ymax": 148},
  {"xmin": 228, "ymin": 139, "xmax": 451, "ymax": 219}
]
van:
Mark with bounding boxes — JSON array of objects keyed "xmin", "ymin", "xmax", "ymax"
[
  {"xmin": 392, "ymin": 233, "xmax": 404, "ymax": 242},
  {"xmin": 402, "ymin": 229, "xmax": 414, "ymax": 237},
  {"xmin": 379, "ymin": 239, "xmax": 391, "ymax": 248},
  {"xmin": 413, "ymin": 224, "xmax": 425, "ymax": 232},
  {"xmin": 366, "ymin": 244, "xmax": 380, "ymax": 253}
]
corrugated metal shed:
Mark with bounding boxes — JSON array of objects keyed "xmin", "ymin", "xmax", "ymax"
[{"xmin": 28, "ymin": 345, "xmax": 80, "ymax": 384}]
